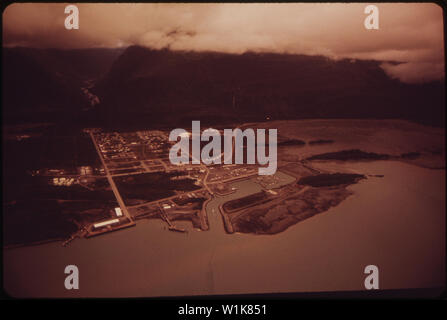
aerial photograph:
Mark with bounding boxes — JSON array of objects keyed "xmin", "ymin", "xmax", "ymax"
[{"xmin": 2, "ymin": 3, "xmax": 445, "ymax": 298}]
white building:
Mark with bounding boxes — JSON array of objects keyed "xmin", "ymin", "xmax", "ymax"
[
  {"xmin": 93, "ymin": 219, "xmax": 119, "ymax": 229},
  {"xmin": 114, "ymin": 207, "xmax": 123, "ymax": 217}
]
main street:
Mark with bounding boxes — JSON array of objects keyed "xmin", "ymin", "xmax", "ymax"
[{"xmin": 89, "ymin": 132, "xmax": 133, "ymax": 222}]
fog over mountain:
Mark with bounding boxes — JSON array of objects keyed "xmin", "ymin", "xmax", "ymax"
[
  {"xmin": 2, "ymin": 3, "xmax": 445, "ymax": 129},
  {"xmin": 3, "ymin": 3, "xmax": 445, "ymax": 84}
]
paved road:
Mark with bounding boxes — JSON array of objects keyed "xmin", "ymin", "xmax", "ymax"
[
  {"xmin": 89, "ymin": 132, "xmax": 133, "ymax": 222},
  {"xmin": 126, "ymin": 171, "xmax": 258, "ymax": 210},
  {"xmin": 90, "ymin": 128, "xmax": 250, "ymax": 222}
]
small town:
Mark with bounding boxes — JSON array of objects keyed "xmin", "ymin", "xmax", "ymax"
[{"xmin": 28, "ymin": 127, "xmax": 272, "ymax": 246}]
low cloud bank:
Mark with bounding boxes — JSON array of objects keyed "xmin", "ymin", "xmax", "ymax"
[{"xmin": 3, "ymin": 3, "xmax": 445, "ymax": 83}]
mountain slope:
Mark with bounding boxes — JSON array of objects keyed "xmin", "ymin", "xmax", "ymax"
[
  {"xmin": 2, "ymin": 47, "xmax": 124, "ymax": 124},
  {"xmin": 3, "ymin": 46, "xmax": 444, "ymax": 129},
  {"xmin": 93, "ymin": 46, "xmax": 445, "ymax": 129}
]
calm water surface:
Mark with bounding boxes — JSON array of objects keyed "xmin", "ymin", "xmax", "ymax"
[{"xmin": 4, "ymin": 162, "xmax": 445, "ymax": 297}]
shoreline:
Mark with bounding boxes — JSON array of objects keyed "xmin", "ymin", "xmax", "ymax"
[
  {"xmin": 5, "ymin": 156, "xmax": 444, "ymax": 248},
  {"xmin": 4, "ymin": 237, "xmax": 64, "ymax": 250}
]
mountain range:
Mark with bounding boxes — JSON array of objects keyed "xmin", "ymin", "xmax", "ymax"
[{"xmin": 2, "ymin": 45, "xmax": 445, "ymax": 130}]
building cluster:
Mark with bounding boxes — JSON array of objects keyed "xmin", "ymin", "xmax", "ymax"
[
  {"xmin": 134, "ymin": 131, "xmax": 170, "ymax": 157},
  {"xmin": 91, "ymin": 207, "xmax": 124, "ymax": 230},
  {"xmin": 53, "ymin": 177, "xmax": 75, "ymax": 186},
  {"xmin": 96, "ymin": 132, "xmax": 137, "ymax": 160},
  {"xmin": 78, "ymin": 166, "xmax": 93, "ymax": 175},
  {"xmin": 95, "ymin": 130, "xmax": 171, "ymax": 163},
  {"xmin": 208, "ymin": 165, "xmax": 257, "ymax": 182}
]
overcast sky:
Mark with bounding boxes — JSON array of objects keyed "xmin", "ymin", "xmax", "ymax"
[{"xmin": 3, "ymin": 3, "xmax": 445, "ymax": 83}]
